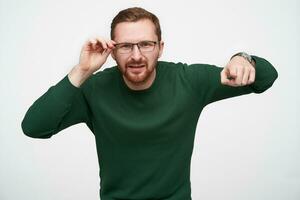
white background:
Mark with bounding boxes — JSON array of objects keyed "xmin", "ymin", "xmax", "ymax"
[{"xmin": 0, "ymin": 0, "xmax": 299, "ymax": 199}]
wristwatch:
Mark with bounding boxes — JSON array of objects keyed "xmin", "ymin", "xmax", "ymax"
[{"xmin": 230, "ymin": 52, "xmax": 255, "ymax": 67}]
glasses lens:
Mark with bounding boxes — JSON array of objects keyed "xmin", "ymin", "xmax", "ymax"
[
  {"xmin": 117, "ymin": 43, "xmax": 133, "ymax": 54},
  {"xmin": 116, "ymin": 41, "xmax": 157, "ymax": 54},
  {"xmin": 139, "ymin": 41, "xmax": 156, "ymax": 52}
]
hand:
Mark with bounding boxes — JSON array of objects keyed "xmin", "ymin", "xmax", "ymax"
[
  {"xmin": 78, "ymin": 37, "xmax": 116, "ymax": 73},
  {"xmin": 68, "ymin": 37, "xmax": 116, "ymax": 88},
  {"xmin": 221, "ymin": 55, "xmax": 256, "ymax": 87}
]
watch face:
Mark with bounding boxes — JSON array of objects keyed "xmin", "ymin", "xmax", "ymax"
[
  {"xmin": 241, "ymin": 52, "xmax": 252, "ymax": 63},
  {"xmin": 231, "ymin": 52, "xmax": 253, "ymax": 64}
]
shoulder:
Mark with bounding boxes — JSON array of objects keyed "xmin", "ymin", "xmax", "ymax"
[
  {"xmin": 158, "ymin": 60, "xmax": 215, "ymax": 75},
  {"xmin": 94, "ymin": 66, "xmax": 119, "ymax": 78},
  {"xmin": 80, "ymin": 66, "xmax": 119, "ymax": 91},
  {"xmin": 157, "ymin": 61, "xmax": 186, "ymax": 76},
  {"xmin": 158, "ymin": 60, "xmax": 213, "ymax": 70},
  {"xmin": 91, "ymin": 66, "xmax": 119, "ymax": 82},
  {"xmin": 158, "ymin": 60, "xmax": 187, "ymax": 69}
]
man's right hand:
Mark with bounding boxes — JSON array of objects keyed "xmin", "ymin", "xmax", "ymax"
[
  {"xmin": 68, "ymin": 37, "xmax": 116, "ymax": 87},
  {"xmin": 79, "ymin": 37, "xmax": 116, "ymax": 73}
]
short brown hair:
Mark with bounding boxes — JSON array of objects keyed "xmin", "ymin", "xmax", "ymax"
[{"xmin": 110, "ymin": 7, "xmax": 162, "ymax": 41}]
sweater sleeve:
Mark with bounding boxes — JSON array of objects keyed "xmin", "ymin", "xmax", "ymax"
[
  {"xmin": 183, "ymin": 55, "xmax": 278, "ymax": 107},
  {"xmin": 21, "ymin": 75, "xmax": 94, "ymax": 139}
]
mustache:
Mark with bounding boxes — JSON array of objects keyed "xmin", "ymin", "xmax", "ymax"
[{"xmin": 126, "ymin": 62, "xmax": 146, "ymax": 66}]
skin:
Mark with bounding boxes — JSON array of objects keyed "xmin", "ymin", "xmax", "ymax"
[
  {"xmin": 111, "ymin": 19, "xmax": 164, "ymax": 90},
  {"xmin": 221, "ymin": 56, "xmax": 256, "ymax": 86},
  {"xmin": 68, "ymin": 19, "xmax": 255, "ymax": 89}
]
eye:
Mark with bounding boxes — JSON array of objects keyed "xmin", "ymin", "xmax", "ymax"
[
  {"xmin": 119, "ymin": 43, "xmax": 132, "ymax": 49},
  {"xmin": 139, "ymin": 41, "xmax": 153, "ymax": 48}
]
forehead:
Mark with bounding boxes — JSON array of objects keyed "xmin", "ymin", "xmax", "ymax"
[{"xmin": 113, "ymin": 19, "xmax": 158, "ymax": 43}]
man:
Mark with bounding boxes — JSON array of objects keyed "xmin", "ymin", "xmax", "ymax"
[{"xmin": 21, "ymin": 7, "xmax": 278, "ymax": 200}]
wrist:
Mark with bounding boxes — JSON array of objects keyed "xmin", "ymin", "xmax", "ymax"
[
  {"xmin": 68, "ymin": 64, "xmax": 92, "ymax": 88},
  {"xmin": 231, "ymin": 52, "xmax": 255, "ymax": 68}
]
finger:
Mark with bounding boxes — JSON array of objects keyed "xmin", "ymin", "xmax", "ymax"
[
  {"xmin": 221, "ymin": 68, "xmax": 230, "ymax": 85},
  {"xmin": 248, "ymin": 68, "xmax": 256, "ymax": 84},
  {"xmin": 221, "ymin": 68, "xmax": 239, "ymax": 86},
  {"xmin": 95, "ymin": 37, "xmax": 108, "ymax": 50},
  {"xmin": 102, "ymin": 47, "xmax": 113, "ymax": 57},
  {"xmin": 84, "ymin": 38, "xmax": 95, "ymax": 50},
  {"xmin": 89, "ymin": 38, "xmax": 98, "ymax": 49},
  {"xmin": 235, "ymin": 66, "xmax": 244, "ymax": 86},
  {"xmin": 242, "ymin": 68, "xmax": 250, "ymax": 86},
  {"xmin": 228, "ymin": 65, "xmax": 237, "ymax": 79},
  {"xmin": 86, "ymin": 38, "xmax": 98, "ymax": 50},
  {"xmin": 111, "ymin": 40, "xmax": 117, "ymax": 48},
  {"xmin": 107, "ymin": 40, "xmax": 116, "ymax": 49},
  {"xmin": 88, "ymin": 38, "xmax": 97, "ymax": 44},
  {"xmin": 223, "ymin": 67, "xmax": 239, "ymax": 86}
]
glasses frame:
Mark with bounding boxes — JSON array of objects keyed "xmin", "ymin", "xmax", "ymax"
[{"xmin": 114, "ymin": 40, "xmax": 159, "ymax": 54}]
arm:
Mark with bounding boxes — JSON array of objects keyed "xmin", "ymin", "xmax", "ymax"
[
  {"xmin": 21, "ymin": 74, "xmax": 94, "ymax": 139},
  {"xmin": 21, "ymin": 37, "xmax": 116, "ymax": 138},
  {"xmin": 247, "ymin": 55, "xmax": 278, "ymax": 93},
  {"xmin": 203, "ymin": 55, "xmax": 278, "ymax": 106},
  {"xmin": 182, "ymin": 54, "xmax": 278, "ymax": 106}
]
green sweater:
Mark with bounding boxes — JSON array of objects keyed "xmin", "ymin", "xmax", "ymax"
[{"xmin": 21, "ymin": 56, "xmax": 278, "ymax": 200}]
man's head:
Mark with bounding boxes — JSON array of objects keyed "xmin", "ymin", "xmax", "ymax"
[
  {"xmin": 110, "ymin": 7, "xmax": 164, "ymax": 88},
  {"xmin": 110, "ymin": 7, "xmax": 162, "ymax": 41}
]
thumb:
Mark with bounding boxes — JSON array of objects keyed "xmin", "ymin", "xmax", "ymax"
[
  {"xmin": 228, "ymin": 67, "xmax": 237, "ymax": 79},
  {"xmin": 102, "ymin": 48, "xmax": 113, "ymax": 58},
  {"xmin": 221, "ymin": 68, "xmax": 230, "ymax": 84}
]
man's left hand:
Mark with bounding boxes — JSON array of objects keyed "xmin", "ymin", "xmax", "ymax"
[{"xmin": 221, "ymin": 56, "xmax": 256, "ymax": 87}]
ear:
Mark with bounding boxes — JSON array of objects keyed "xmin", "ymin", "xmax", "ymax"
[{"xmin": 158, "ymin": 41, "xmax": 164, "ymax": 58}]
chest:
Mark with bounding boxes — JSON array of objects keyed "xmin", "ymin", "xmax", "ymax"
[{"xmin": 88, "ymin": 77, "xmax": 202, "ymax": 146}]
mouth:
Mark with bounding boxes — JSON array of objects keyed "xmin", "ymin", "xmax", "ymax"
[
  {"xmin": 128, "ymin": 64, "xmax": 146, "ymax": 68},
  {"xmin": 127, "ymin": 64, "xmax": 146, "ymax": 73}
]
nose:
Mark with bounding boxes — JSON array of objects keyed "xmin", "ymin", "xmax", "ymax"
[{"xmin": 130, "ymin": 44, "xmax": 143, "ymax": 61}]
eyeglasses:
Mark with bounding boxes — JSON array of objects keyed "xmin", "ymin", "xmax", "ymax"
[{"xmin": 114, "ymin": 40, "xmax": 158, "ymax": 54}]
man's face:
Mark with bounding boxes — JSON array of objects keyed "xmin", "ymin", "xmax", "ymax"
[{"xmin": 111, "ymin": 19, "xmax": 164, "ymax": 84}]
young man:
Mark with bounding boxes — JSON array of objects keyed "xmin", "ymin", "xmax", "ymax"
[{"xmin": 22, "ymin": 7, "xmax": 278, "ymax": 200}]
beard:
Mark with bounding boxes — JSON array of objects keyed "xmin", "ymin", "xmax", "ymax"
[{"xmin": 118, "ymin": 60, "xmax": 156, "ymax": 84}]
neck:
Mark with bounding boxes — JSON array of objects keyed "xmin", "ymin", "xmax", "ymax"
[{"xmin": 123, "ymin": 69, "xmax": 156, "ymax": 91}]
